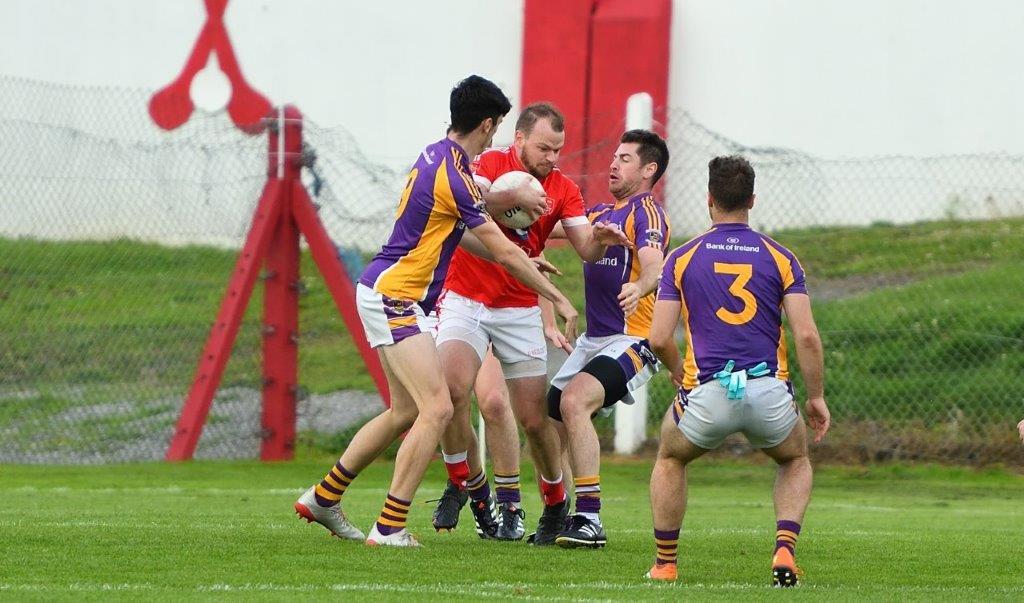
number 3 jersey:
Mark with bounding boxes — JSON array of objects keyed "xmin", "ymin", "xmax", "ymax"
[{"xmin": 656, "ymin": 222, "xmax": 807, "ymax": 390}]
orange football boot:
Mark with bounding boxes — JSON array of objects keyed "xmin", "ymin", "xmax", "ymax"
[
  {"xmin": 771, "ymin": 547, "xmax": 802, "ymax": 587},
  {"xmin": 645, "ymin": 563, "xmax": 678, "ymax": 582}
]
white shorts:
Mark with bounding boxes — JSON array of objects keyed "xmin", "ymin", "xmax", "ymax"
[
  {"xmin": 550, "ymin": 333, "xmax": 660, "ymax": 406},
  {"xmin": 672, "ymin": 377, "xmax": 800, "ymax": 449},
  {"xmin": 355, "ymin": 283, "xmax": 432, "ymax": 348},
  {"xmin": 421, "ymin": 308, "xmax": 439, "ymax": 339},
  {"xmin": 435, "ymin": 290, "xmax": 547, "ymax": 378}
]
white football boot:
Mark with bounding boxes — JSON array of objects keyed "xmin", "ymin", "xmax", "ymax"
[
  {"xmin": 294, "ymin": 485, "xmax": 365, "ymax": 540},
  {"xmin": 365, "ymin": 524, "xmax": 421, "ymax": 547}
]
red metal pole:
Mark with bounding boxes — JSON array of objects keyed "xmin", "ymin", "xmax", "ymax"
[
  {"xmin": 260, "ymin": 106, "xmax": 302, "ymax": 460},
  {"xmin": 292, "ymin": 182, "xmax": 391, "ymax": 408},
  {"xmin": 166, "ymin": 177, "xmax": 284, "ymax": 461}
]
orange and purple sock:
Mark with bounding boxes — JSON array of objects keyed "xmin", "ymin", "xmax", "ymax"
[
  {"xmin": 494, "ymin": 471, "xmax": 521, "ymax": 505},
  {"xmin": 314, "ymin": 461, "xmax": 356, "ymax": 507},
  {"xmin": 654, "ymin": 528, "xmax": 679, "ymax": 566},
  {"xmin": 375, "ymin": 493, "xmax": 411, "ymax": 536},
  {"xmin": 775, "ymin": 520, "xmax": 801, "ymax": 553},
  {"xmin": 466, "ymin": 470, "xmax": 491, "ymax": 503},
  {"xmin": 574, "ymin": 475, "xmax": 601, "ymax": 521}
]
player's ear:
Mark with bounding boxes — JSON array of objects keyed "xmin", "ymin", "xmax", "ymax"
[
  {"xmin": 748, "ymin": 194, "xmax": 756, "ymax": 209},
  {"xmin": 643, "ymin": 162, "xmax": 658, "ymax": 181},
  {"xmin": 707, "ymin": 192, "xmax": 714, "ymax": 207},
  {"xmin": 480, "ymin": 117, "xmax": 495, "ymax": 136}
]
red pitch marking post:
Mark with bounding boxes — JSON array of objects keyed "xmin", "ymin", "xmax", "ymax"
[{"xmin": 155, "ymin": 3, "xmax": 389, "ymax": 461}]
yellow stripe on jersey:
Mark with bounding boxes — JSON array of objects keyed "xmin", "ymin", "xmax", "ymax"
[
  {"xmin": 640, "ymin": 197, "xmax": 671, "ymax": 251},
  {"xmin": 762, "ymin": 237, "xmax": 797, "ymax": 381},
  {"xmin": 672, "ymin": 242, "xmax": 703, "ymax": 390},
  {"xmin": 450, "ymin": 148, "xmax": 484, "ymax": 204},
  {"xmin": 451, "ymin": 149, "xmax": 483, "ymax": 204},
  {"xmin": 373, "ymin": 158, "xmax": 461, "ymax": 301},
  {"xmin": 623, "ymin": 207, "xmax": 654, "ymax": 337},
  {"xmin": 761, "ymin": 237, "xmax": 796, "ymax": 291},
  {"xmin": 395, "ymin": 168, "xmax": 419, "ymax": 220},
  {"xmin": 641, "ymin": 196, "xmax": 661, "ymax": 237}
]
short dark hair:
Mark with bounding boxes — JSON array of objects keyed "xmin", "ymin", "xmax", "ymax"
[
  {"xmin": 515, "ymin": 102, "xmax": 565, "ymax": 135},
  {"xmin": 620, "ymin": 129, "xmax": 669, "ymax": 185},
  {"xmin": 708, "ymin": 155, "xmax": 755, "ymax": 211},
  {"xmin": 448, "ymin": 75, "xmax": 512, "ymax": 135}
]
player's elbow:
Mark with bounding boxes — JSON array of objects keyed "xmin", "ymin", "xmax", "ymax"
[
  {"xmin": 649, "ymin": 333, "xmax": 673, "ymax": 357},
  {"xmin": 793, "ymin": 328, "xmax": 821, "ymax": 350}
]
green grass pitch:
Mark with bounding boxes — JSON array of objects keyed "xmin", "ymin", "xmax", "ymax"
[{"xmin": 2, "ymin": 459, "xmax": 1022, "ymax": 601}]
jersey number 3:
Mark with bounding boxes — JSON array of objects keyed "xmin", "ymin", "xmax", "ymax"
[{"xmin": 714, "ymin": 262, "xmax": 757, "ymax": 325}]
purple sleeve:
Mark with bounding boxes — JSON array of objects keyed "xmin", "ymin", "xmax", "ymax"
[
  {"xmin": 632, "ymin": 201, "xmax": 670, "ymax": 251},
  {"xmin": 656, "ymin": 251, "xmax": 682, "ymax": 301},
  {"xmin": 448, "ymin": 160, "xmax": 490, "ymax": 229}
]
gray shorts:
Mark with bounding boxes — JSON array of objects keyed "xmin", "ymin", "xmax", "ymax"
[{"xmin": 673, "ymin": 377, "xmax": 800, "ymax": 449}]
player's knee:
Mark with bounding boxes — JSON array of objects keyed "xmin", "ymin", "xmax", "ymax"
[
  {"xmin": 448, "ymin": 387, "xmax": 473, "ymax": 412},
  {"xmin": 559, "ymin": 387, "xmax": 594, "ymax": 422},
  {"xmin": 418, "ymin": 398, "xmax": 454, "ymax": 428},
  {"xmin": 477, "ymin": 388, "xmax": 510, "ymax": 420},
  {"xmin": 518, "ymin": 408, "xmax": 547, "ymax": 438}
]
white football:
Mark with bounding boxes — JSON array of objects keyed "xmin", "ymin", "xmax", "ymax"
[{"xmin": 487, "ymin": 170, "xmax": 545, "ymax": 230}]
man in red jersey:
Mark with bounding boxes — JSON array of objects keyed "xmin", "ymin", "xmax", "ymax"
[{"xmin": 431, "ymin": 102, "xmax": 630, "ymax": 544}]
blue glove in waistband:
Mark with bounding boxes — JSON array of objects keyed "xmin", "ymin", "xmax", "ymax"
[{"xmin": 713, "ymin": 361, "xmax": 771, "ymax": 400}]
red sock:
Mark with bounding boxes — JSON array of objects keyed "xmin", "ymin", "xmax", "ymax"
[
  {"xmin": 442, "ymin": 451, "xmax": 470, "ymax": 488},
  {"xmin": 539, "ymin": 474, "xmax": 565, "ymax": 506}
]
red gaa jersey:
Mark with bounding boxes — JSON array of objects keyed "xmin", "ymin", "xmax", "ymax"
[{"xmin": 444, "ymin": 146, "xmax": 587, "ymax": 307}]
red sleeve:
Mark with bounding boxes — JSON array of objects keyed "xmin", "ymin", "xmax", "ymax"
[
  {"xmin": 471, "ymin": 150, "xmax": 502, "ymax": 186},
  {"xmin": 558, "ymin": 180, "xmax": 585, "ymax": 219}
]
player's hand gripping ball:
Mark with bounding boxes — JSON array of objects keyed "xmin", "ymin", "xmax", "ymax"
[{"xmin": 488, "ymin": 170, "xmax": 546, "ymax": 230}]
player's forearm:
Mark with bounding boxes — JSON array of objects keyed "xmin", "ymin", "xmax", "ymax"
[
  {"xmin": 482, "ymin": 189, "xmax": 518, "ymax": 213},
  {"xmin": 565, "ymin": 226, "xmax": 605, "ymax": 263},
  {"xmin": 793, "ymin": 330, "xmax": 825, "ymax": 398},
  {"xmin": 458, "ymin": 231, "xmax": 495, "ymax": 261},
  {"xmin": 539, "ymin": 292, "xmax": 556, "ymax": 332},
  {"xmin": 495, "ymin": 246, "xmax": 569, "ymax": 305},
  {"xmin": 635, "ymin": 263, "xmax": 662, "ymax": 297},
  {"xmin": 577, "ymin": 235, "xmax": 607, "ymax": 263},
  {"xmin": 650, "ymin": 338, "xmax": 681, "ymax": 375}
]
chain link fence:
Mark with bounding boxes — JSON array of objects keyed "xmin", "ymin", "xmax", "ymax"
[
  {"xmin": 638, "ymin": 108, "xmax": 1024, "ymax": 464},
  {"xmin": 0, "ymin": 77, "xmax": 392, "ymax": 462},
  {"xmin": 1, "ymin": 76, "xmax": 1022, "ymax": 464}
]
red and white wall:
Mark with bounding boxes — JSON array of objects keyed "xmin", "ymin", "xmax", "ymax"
[{"xmin": 2, "ymin": 0, "xmax": 1022, "ymax": 181}]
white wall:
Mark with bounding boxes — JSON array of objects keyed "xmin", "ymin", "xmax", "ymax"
[
  {"xmin": 672, "ymin": 0, "xmax": 1024, "ymax": 157},
  {"xmin": 0, "ymin": 0, "xmax": 525, "ymax": 168},
  {"xmin": 4, "ymin": 0, "xmax": 1023, "ymax": 160}
]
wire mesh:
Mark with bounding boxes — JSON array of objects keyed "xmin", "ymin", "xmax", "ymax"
[{"xmin": 1, "ymin": 76, "xmax": 1021, "ymax": 464}]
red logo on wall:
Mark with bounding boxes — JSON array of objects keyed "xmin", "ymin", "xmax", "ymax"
[{"xmin": 148, "ymin": 0, "xmax": 272, "ymax": 134}]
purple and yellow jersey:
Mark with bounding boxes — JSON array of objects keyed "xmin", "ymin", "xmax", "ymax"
[
  {"xmin": 583, "ymin": 192, "xmax": 671, "ymax": 337},
  {"xmin": 657, "ymin": 223, "xmax": 808, "ymax": 390},
  {"xmin": 359, "ymin": 138, "xmax": 490, "ymax": 313}
]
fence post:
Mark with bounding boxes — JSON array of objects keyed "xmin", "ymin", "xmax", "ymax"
[{"xmin": 614, "ymin": 92, "xmax": 653, "ymax": 455}]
